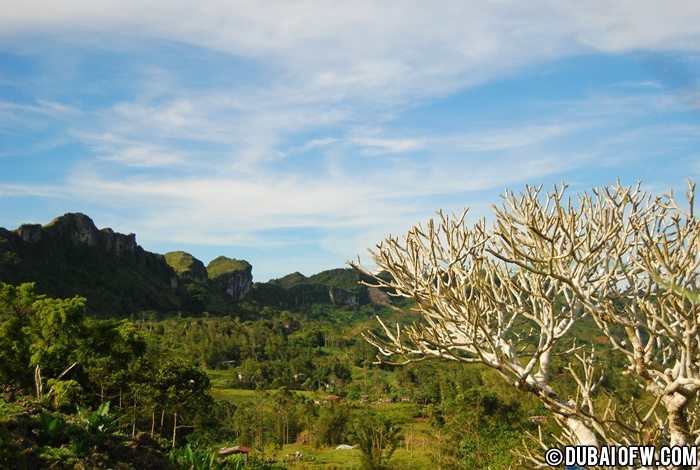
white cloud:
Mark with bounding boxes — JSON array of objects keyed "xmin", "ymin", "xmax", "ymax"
[
  {"xmin": 352, "ymin": 136, "xmax": 427, "ymax": 156},
  {"xmin": 452, "ymin": 124, "xmax": 578, "ymax": 152},
  {"xmin": 2, "ymin": 1, "xmax": 699, "ymax": 105},
  {"xmin": 2, "ymin": 1, "xmax": 700, "ymax": 278},
  {"xmin": 0, "ymin": 100, "xmax": 77, "ymax": 120},
  {"xmin": 100, "ymin": 145, "xmax": 186, "ymax": 168}
]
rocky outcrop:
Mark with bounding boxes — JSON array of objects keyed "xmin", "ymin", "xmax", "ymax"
[
  {"xmin": 328, "ymin": 287, "xmax": 361, "ymax": 308},
  {"xmin": 367, "ymin": 287, "xmax": 393, "ymax": 308},
  {"xmin": 212, "ymin": 271, "xmax": 253, "ymax": 301},
  {"xmin": 17, "ymin": 224, "xmax": 43, "ymax": 243},
  {"xmin": 207, "ymin": 256, "xmax": 253, "ymax": 301},
  {"xmin": 1, "ymin": 213, "xmax": 257, "ymax": 315},
  {"xmin": 46, "ymin": 212, "xmax": 102, "ymax": 246},
  {"xmin": 164, "ymin": 251, "xmax": 208, "ymax": 283},
  {"xmin": 0, "ymin": 215, "xmax": 177, "ymax": 314},
  {"xmin": 18, "ymin": 213, "xmax": 139, "ymax": 257},
  {"xmin": 98, "ymin": 228, "xmax": 137, "ymax": 257}
]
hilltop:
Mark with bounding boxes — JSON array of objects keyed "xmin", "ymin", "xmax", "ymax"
[{"xmin": 245, "ymin": 268, "xmax": 373, "ymax": 310}]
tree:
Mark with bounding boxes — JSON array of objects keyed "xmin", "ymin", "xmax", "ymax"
[
  {"xmin": 351, "ymin": 411, "xmax": 402, "ymax": 470},
  {"xmin": 0, "ymin": 283, "xmax": 35, "ymax": 392},
  {"xmin": 314, "ymin": 403, "xmax": 351, "ymax": 447},
  {"xmin": 351, "ymin": 181, "xmax": 700, "ymax": 467},
  {"xmin": 84, "ymin": 319, "xmax": 148, "ymax": 407},
  {"xmin": 431, "ymin": 388, "xmax": 522, "ymax": 469},
  {"xmin": 0, "ymin": 282, "xmax": 87, "ymax": 399},
  {"xmin": 155, "ymin": 361, "xmax": 212, "ymax": 447}
]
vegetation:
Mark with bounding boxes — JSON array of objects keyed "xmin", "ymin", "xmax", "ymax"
[
  {"xmin": 0, "ymin": 279, "xmax": 543, "ymax": 468},
  {"xmin": 0, "ymin": 223, "xmax": 182, "ymax": 316},
  {"xmin": 351, "ymin": 411, "xmax": 401, "ymax": 470},
  {"xmin": 207, "ymin": 257, "xmax": 252, "ymax": 279},
  {"xmin": 3, "ymin": 181, "xmax": 697, "ymax": 468},
  {"xmin": 164, "ymin": 251, "xmax": 207, "ymax": 278},
  {"xmin": 272, "ymin": 269, "xmax": 366, "ymax": 293}
]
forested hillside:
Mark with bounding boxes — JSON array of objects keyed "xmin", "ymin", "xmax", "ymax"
[
  {"xmin": 0, "ymin": 214, "xmax": 373, "ymax": 318},
  {"xmin": 1, "ymin": 279, "xmax": 567, "ymax": 469}
]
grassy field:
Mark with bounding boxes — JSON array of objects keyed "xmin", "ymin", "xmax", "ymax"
[
  {"xmin": 209, "ymin": 387, "xmax": 261, "ymax": 404},
  {"xmin": 275, "ymin": 445, "xmax": 433, "ymax": 469},
  {"xmin": 208, "ymin": 379, "xmax": 437, "ymax": 469}
]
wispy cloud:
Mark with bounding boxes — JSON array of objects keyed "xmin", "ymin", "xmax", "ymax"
[
  {"xmin": 99, "ymin": 144, "xmax": 187, "ymax": 168},
  {"xmin": 351, "ymin": 135, "xmax": 427, "ymax": 156},
  {"xmin": 1, "ymin": 1, "xmax": 699, "ymax": 279},
  {"xmin": 3, "ymin": 1, "xmax": 700, "ymax": 102}
]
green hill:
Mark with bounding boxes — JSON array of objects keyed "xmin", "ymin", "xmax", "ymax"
[
  {"xmin": 269, "ymin": 271, "xmax": 308, "ymax": 289},
  {"xmin": 0, "ymin": 213, "xmax": 384, "ymax": 317},
  {"xmin": 0, "ymin": 214, "xmax": 252, "ymax": 316},
  {"xmin": 247, "ymin": 268, "xmax": 371, "ymax": 310},
  {"xmin": 164, "ymin": 250, "xmax": 208, "ymax": 281},
  {"xmin": 0, "ymin": 214, "xmax": 181, "ymax": 316},
  {"xmin": 207, "ymin": 256, "xmax": 252, "ymax": 279}
]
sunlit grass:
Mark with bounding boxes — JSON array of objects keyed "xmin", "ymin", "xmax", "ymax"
[
  {"xmin": 278, "ymin": 445, "xmax": 433, "ymax": 469},
  {"xmin": 209, "ymin": 385, "xmax": 436, "ymax": 469}
]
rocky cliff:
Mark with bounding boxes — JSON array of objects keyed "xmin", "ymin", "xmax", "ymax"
[
  {"xmin": 18, "ymin": 213, "xmax": 139, "ymax": 256},
  {"xmin": 0, "ymin": 214, "xmax": 252, "ymax": 316},
  {"xmin": 246, "ymin": 268, "xmax": 371, "ymax": 310},
  {"xmin": 162, "ymin": 252, "xmax": 254, "ymax": 308},
  {"xmin": 207, "ymin": 256, "xmax": 253, "ymax": 301},
  {"xmin": 164, "ymin": 251, "xmax": 208, "ymax": 283}
]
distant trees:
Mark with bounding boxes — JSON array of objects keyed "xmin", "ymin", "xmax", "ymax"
[
  {"xmin": 352, "ymin": 181, "xmax": 700, "ymax": 467},
  {"xmin": 314, "ymin": 402, "xmax": 352, "ymax": 447}
]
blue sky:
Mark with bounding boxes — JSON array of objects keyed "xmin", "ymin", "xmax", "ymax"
[{"xmin": 1, "ymin": 1, "xmax": 700, "ymax": 281}]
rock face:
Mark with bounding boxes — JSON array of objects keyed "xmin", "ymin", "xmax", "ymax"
[
  {"xmin": 0, "ymin": 213, "xmax": 254, "ymax": 316},
  {"xmin": 21, "ymin": 213, "xmax": 139, "ymax": 257},
  {"xmin": 0, "ymin": 213, "xmax": 182, "ymax": 315},
  {"xmin": 213, "ymin": 271, "xmax": 253, "ymax": 301},
  {"xmin": 99, "ymin": 228, "xmax": 137, "ymax": 257},
  {"xmin": 164, "ymin": 251, "xmax": 208, "ymax": 282},
  {"xmin": 16, "ymin": 224, "xmax": 43, "ymax": 243},
  {"xmin": 328, "ymin": 287, "xmax": 361, "ymax": 308},
  {"xmin": 207, "ymin": 256, "xmax": 253, "ymax": 301}
]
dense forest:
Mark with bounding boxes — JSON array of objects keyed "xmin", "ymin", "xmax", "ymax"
[
  {"xmin": 0, "ymin": 272, "xmax": 639, "ymax": 470},
  {"xmin": 4, "ymin": 279, "xmax": 613, "ymax": 469}
]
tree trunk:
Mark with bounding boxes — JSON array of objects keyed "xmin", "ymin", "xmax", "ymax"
[
  {"xmin": 132, "ymin": 402, "xmax": 137, "ymax": 438},
  {"xmin": 151, "ymin": 411, "xmax": 155, "ymax": 438},
  {"xmin": 34, "ymin": 364, "xmax": 43, "ymax": 400},
  {"xmin": 663, "ymin": 393, "xmax": 690, "ymax": 447},
  {"xmin": 172, "ymin": 412, "xmax": 178, "ymax": 448},
  {"xmin": 564, "ymin": 416, "xmax": 599, "ymax": 446},
  {"xmin": 160, "ymin": 409, "xmax": 165, "ymax": 431}
]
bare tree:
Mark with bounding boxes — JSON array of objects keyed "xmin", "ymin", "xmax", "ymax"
[
  {"xmin": 351, "ymin": 182, "xmax": 699, "ymax": 467},
  {"xmin": 581, "ymin": 182, "xmax": 700, "ymax": 448}
]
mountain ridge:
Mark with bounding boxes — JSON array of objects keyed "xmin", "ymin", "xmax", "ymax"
[
  {"xmin": 0, "ymin": 213, "xmax": 377, "ymax": 316},
  {"xmin": 0, "ymin": 213, "xmax": 250, "ymax": 315}
]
